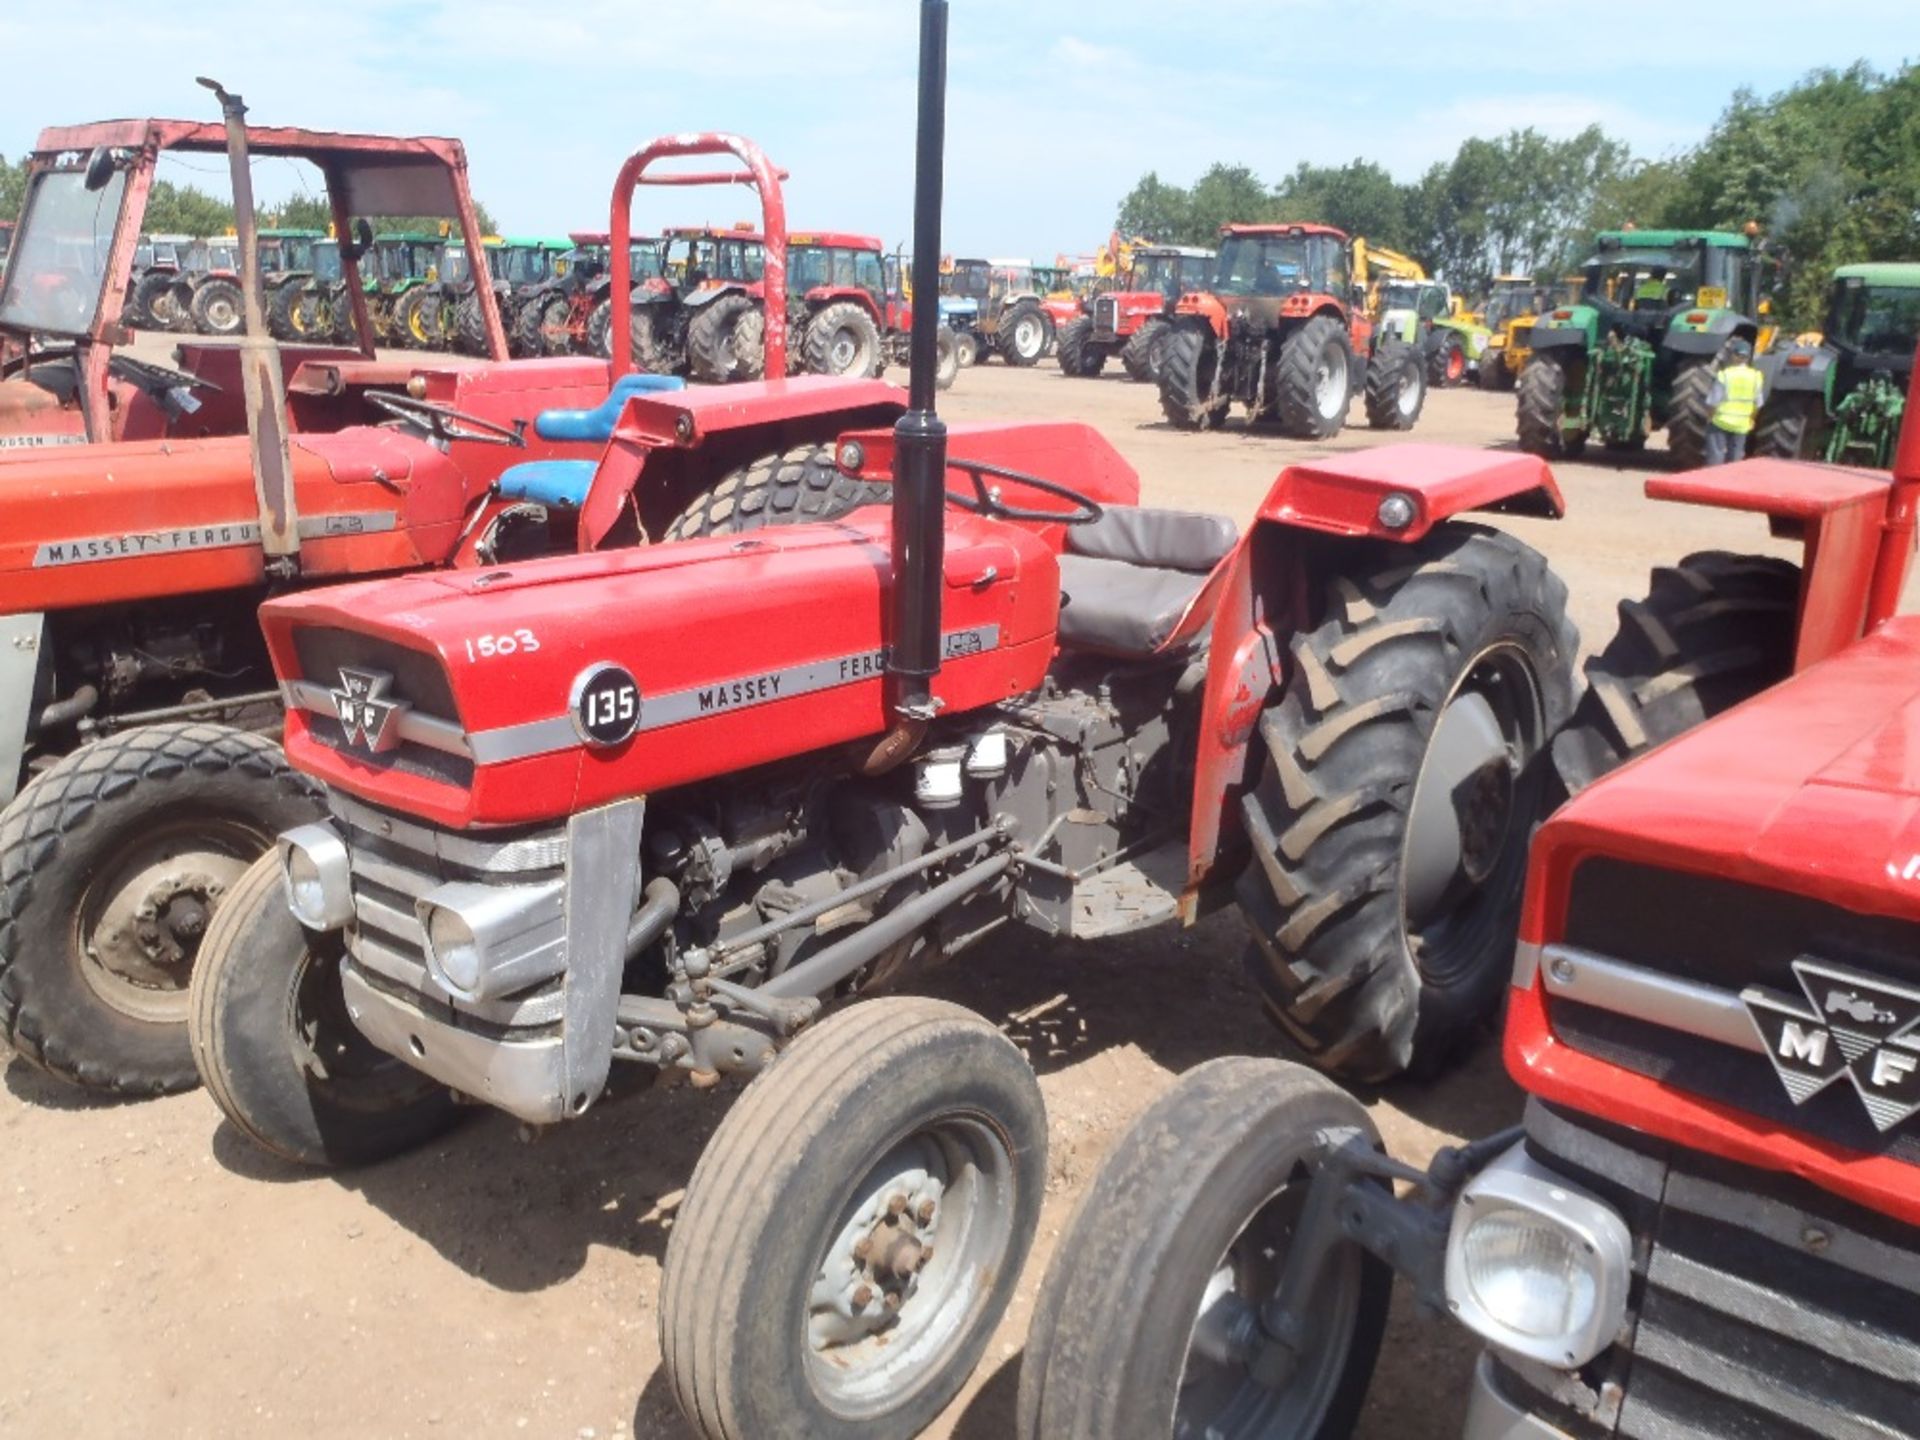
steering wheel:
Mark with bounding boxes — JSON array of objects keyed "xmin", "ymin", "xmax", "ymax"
[
  {"xmin": 365, "ymin": 390, "xmax": 526, "ymax": 447},
  {"xmin": 945, "ymin": 458, "xmax": 1103, "ymax": 525}
]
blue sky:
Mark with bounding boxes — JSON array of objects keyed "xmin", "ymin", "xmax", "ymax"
[{"xmin": 4, "ymin": 2, "xmax": 1915, "ymax": 259}]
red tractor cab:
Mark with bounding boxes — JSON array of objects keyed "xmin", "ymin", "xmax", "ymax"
[
  {"xmin": 1021, "ymin": 342, "xmax": 1920, "ymax": 1436},
  {"xmin": 1057, "ymin": 242, "xmax": 1214, "ymax": 384},
  {"xmin": 0, "ymin": 118, "xmax": 511, "ymax": 448}
]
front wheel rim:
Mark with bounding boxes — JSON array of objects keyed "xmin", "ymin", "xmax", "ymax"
[{"xmin": 804, "ymin": 1115, "xmax": 1015, "ymax": 1416}]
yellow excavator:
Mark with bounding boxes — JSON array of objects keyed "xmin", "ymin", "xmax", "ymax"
[{"xmin": 1357, "ymin": 240, "xmax": 1491, "ymax": 386}]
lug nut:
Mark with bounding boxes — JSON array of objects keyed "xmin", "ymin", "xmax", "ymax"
[
  {"xmin": 887, "ymin": 1193, "xmax": 908, "ymax": 1216},
  {"xmin": 916, "ymin": 1199, "xmax": 936, "ymax": 1226},
  {"xmin": 852, "ymin": 1284, "xmax": 873, "ymax": 1309},
  {"xmin": 883, "ymin": 1292, "xmax": 901, "ymax": 1312},
  {"xmin": 852, "ymin": 1236, "xmax": 872, "ymax": 1263}
]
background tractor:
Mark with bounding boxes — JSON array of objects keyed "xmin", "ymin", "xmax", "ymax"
[
  {"xmin": 322, "ymin": 230, "xmax": 445, "ymax": 346},
  {"xmin": 1755, "ymin": 261, "xmax": 1920, "ymax": 467},
  {"xmin": 1023, "ymin": 357, "xmax": 1920, "ymax": 1440},
  {"xmin": 1159, "ymin": 222, "xmax": 1426, "ymax": 436},
  {"xmin": 1476, "ymin": 274, "xmax": 1546, "ymax": 390},
  {"xmin": 1055, "ymin": 242, "xmax": 1214, "ymax": 382},
  {"xmin": 618, "ymin": 224, "xmax": 767, "ymax": 378},
  {"xmin": 1517, "ymin": 227, "xmax": 1777, "ymax": 466},
  {"xmin": 944, "ymin": 256, "xmax": 1053, "ymax": 365},
  {"xmin": 125, "ymin": 233, "xmax": 196, "ymax": 329},
  {"xmin": 582, "ymin": 239, "xmax": 663, "ymax": 358},
  {"xmin": 183, "ymin": 22, "xmax": 1577, "ymax": 1440},
  {"xmin": 455, "ymin": 236, "xmax": 576, "ymax": 356},
  {"xmin": 1374, "ymin": 277, "xmax": 1490, "ymax": 387}
]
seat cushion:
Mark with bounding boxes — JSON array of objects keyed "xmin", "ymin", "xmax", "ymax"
[
  {"xmin": 1067, "ymin": 507, "xmax": 1236, "ymax": 572},
  {"xmin": 533, "ymin": 371, "xmax": 685, "ymax": 445},
  {"xmin": 1057, "ymin": 553, "xmax": 1209, "ymax": 656},
  {"xmin": 497, "ymin": 458, "xmax": 596, "ymax": 508}
]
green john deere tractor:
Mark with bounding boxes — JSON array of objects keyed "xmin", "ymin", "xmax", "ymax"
[
  {"xmin": 1754, "ymin": 262, "xmax": 1920, "ymax": 469},
  {"xmin": 1516, "ymin": 229, "xmax": 1775, "ymax": 466}
]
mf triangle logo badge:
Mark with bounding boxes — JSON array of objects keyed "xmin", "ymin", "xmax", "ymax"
[
  {"xmin": 1742, "ymin": 958, "xmax": 1920, "ymax": 1134},
  {"xmin": 330, "ymin": 667, "xmax": 408, "ymax": 753}
]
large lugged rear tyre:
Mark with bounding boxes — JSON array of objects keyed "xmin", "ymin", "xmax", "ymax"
[
  {"xmin": 1119, "ymin": 317, "xmax": 1165, "ymax": 382},
  {"xmin": 128, "ymin": 271, "xmax": 176, "ymax": 330},
  {"xmin": 1054, "ymin": 316, "xmax": 1105, "ymax": 378},
  {"xmin": 0, "ymin": 724, "xmax": 322, "ymax": 1096},
  {"xmin": 1018, "ymin": 1057, "xmax": 1392, "ymax": 1440},
  {"xmin": 688, "ymin": 293, "xmax": 761, "ymax": 383},
  {"xmin": 1363, "ymin": 343, "xmax": 1426, "ymax": 430},
  {"xmin": 1663, "ymin": 355, "xmax": 1718, "ymax": 470},
  {"xmin": 1753, "ymin": 392, "xmax": 1821, "ymax": 461},
  {"xmin": 1272, "ymin": 313, "xmax": 1352, "ymax": 439},
  {"xmin": 803, "ymin": 301, "xmax": 883, "ymax": 378},
  {"xmin": 190, "ymin": 277, "xmax": 246, "ymax": 337},
  {"xmin": 190, "ymin": 854, "xmax": 460, "ymax": 1166},
  {"xmin": 1551, "ymin": 551, "xmax": 1799, "ymax": 798},
  {"xmin": 1477, "ymin": 349, "xmax": 1508, "ymax": 391},
  {"xmin": 393, "ymin": 286, "xmax": 439, "ymax": 350},
  {"xmin": 1516, "ymin": 352, "xmax": 1584, "ymax": 458},
  {"xmin": 267, "ymin": 279, "xmax": 310, "ymax": 341},
  {"xmin": 997, "ymin": 302, "xmax": 1048, "ymax": 366},
  {"xmin": 1237, "ymin": 526, "xmax": 1577, "ymax": 1081},
  {"xmin": 660, "ymin": 996, "xmax": 1046, "ymax": 1440},
  {"xmin": 664, "ymin": 445, "xmax": 889, "ymax": 540},
  {"xmin": 1159, "ymin": 326, "xmax": 1226, "ymax": 430}
]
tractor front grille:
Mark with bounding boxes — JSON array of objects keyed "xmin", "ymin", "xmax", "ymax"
[
  {"xmin": 1093, "ymin": 295, "xmax": 1119, "ymax": 335},
  {"xmin": 286, "ymin": 625, "xmax": 475, "ymax": 787},
  {"xmin": 331, "ymin": 790, "xmax": 568, "ymax": 1034},
  {"xmin": 1485, "ymin": 1102, "xmax": 1920, "ymax": 1440}
]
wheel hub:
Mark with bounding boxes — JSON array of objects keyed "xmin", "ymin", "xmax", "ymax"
[
  {"xmin": 812, "ymin": 1173, "xmax": 944, "ymax": 1350},
  {"xmin": 1402, "ymin": 687, "xmax": 1515, "ymax": 927},
  {"xmin": 81, "ymin": 841, "xmax": 256, "ymax": 1023}
]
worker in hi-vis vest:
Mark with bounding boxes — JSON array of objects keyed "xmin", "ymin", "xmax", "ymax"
[{"xmin": 1704, "ymin": 338, "xmax": 1766, "ymax": 465}]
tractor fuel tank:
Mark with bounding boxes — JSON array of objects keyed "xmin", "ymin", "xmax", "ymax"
[{"xmin": 262, "ymin": 508, "xmax": 1063, "ymax": 829}]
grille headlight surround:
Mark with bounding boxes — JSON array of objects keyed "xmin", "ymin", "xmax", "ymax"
[
  {"xmin": 278, "ymin": 823, "xmax": 354, "ymax": 932},
  {"xmin": 1444, "ymin": 1143, "xmax": 1631, "ymax": 1370},
  {"xmin": 416, "ymin": 877, "xmax": 567, "ymax": 1003}
]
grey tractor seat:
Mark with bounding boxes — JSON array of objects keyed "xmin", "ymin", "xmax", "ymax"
[{"xmin": 1056, "ymin": 507, "xmax": 1238, "ymax": 656}]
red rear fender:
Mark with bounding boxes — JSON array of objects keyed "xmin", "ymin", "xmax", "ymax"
[{"xmin": 1255, "ymin": 443, "xmax": 1564, "ymax": 541}]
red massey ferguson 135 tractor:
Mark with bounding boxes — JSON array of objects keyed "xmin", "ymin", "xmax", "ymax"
[
  {"xmin": 1018, "ymin": 357, "xmax": 1920, "ymax": 1435},
  {"xmin": 1056, "ymin": 243, "xmax": 1215, "ymax": 384},
  {"xmin": 0, "ymin": 107, "xmax": 905, "ymax": 1100},
  {"xmin": 190, "ymin": 9, "xmax": 1579, "ymax": 1435},
  {"xmin": 1160, "ymin": 222, "xmax": 1427, "ymax": 438},
  {"xmin": 0, "ymin": 116, "xmax": 514, "ymax": 449}
]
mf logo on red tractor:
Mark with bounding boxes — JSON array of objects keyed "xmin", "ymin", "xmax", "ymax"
[
  {"xmin": 331, "ymin": 668, "xmax": 409, "ymax": 753},
  {"xmin": 1743, "ymin": 958, "xmax": 1920, "ymax": 1132}
]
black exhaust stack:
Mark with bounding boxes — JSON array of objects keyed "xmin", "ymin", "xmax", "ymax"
[{"xmin": 887, "ymin": 0, "xmax": 949, "ymax": 725}]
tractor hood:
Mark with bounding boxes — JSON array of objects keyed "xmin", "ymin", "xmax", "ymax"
[
  {"xmin": 1538, "ymin": 616, "xmax": 1920, "ymax": 928},
  {"xmin": 261, "ymin": 507, "xmax": 1063, "ymax": 830}
]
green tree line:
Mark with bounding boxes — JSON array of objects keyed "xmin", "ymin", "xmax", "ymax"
[{"xmin": 1116, "ymin": 61, "xmax": 1920, "ymax": 328}]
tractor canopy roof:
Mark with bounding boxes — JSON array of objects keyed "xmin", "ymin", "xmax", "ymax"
[
  {"xmin": 790, "ymin": 232, "xmax": 884, "ymax": 253},
  {"xmin": 1220, "ymin": 222, "xmax": 1348, "ymax": 242},
  {"xmin": 503, "ymin": 236, "xmax": 579, "ymax": 251},
  {"xmin": 258, "ymin": 227, "xmax": 326, "ymax": 239},
  {"xmin": 1137, "ymin": 244, "xmax": 1215, "ymax": 259},
  {"xmin": 1835, "ymin": 261, "xmax": 1920, "ymax": 290},
  {"xmin": 1596, "ymin": 229, "xmax": 1753, "ymax": 251},
  {"xmin": 374, "ymin": 230, "xmax": 446, "ymax": 244},
  {"xmin": 144, "ymin": 231, "xmax": 194, "ymax": 244}
]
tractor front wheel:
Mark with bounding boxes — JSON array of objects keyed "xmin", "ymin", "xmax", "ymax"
[
  {"xmin": 1551, "ymin": 551, "xmax": 1799, "ymax": 798},
  {"xmin": 1663, "ymin": 355, "xmax": 1718, "ymax": 470},
  {"xmin": 1272, "ymin": 314, "xmax": 1353, "ymax": 439},
  {"xmin": 1429, "ymin": 331, "xmax": 1467, "ymax": 388},
  {"xmin": 803, "ymin": 301, "xmax": 883, "ymax": 378},
  {"xmin": 1363, "ymin": 343, "xmax": 1426, "ymax": 430},
  {"xmin": 189, "ymin": 853, "xmax": 461, "ymax": 1166},
  {"xmin": 1119, "ymin": 317, "xmax": 1166, "ymax": 382},
  {"xmin": 1054, "ymin": 316, "xmax": 1106, "ymax": 378},
  {"xmin": 1476, "ymin": 349, "xmax": 1508, "ymax": 391},
  {"xmin": 129, "ymin": 271, "xmax": 176, "ymax": 330},
  {"xmin": 1753, "ymin": 392, "xmax": 1822, "ymax": 461},
  {"xmin": 1159, "ymin": 326, "xmax": 1227, "ymax": 430},
  {"xmin": 268, "ymin": 279, "xmax": 309, "ymax": 341},
  {"xmin": 665, "ymin": 445, "xmax": 890, "ymax": 540},
  {"xmin": 0, "ymin": 724, "xmax": 323, "ymax": 1095},
  {"xmin": 1516, "ymin": 353, "xmax": 1585, "ymax": 458},
  {"xmin": 190, "ymin": 278, "xmax": 246, "ymax": 337},
  {"xmin": 1018, "ymin": 1057, "xmax": 1391, "ymax": 1440},
  {"xmin": 1237, "ymin": 526, "xmax": 1577, "ymax": 1081},
  {"xmin": 953, "ymin": 329, "xmax": 979, "ymax": 368},
  {"xmin": 660, "ymin": 997, "xmax": 1045, "ymax": 1440}
]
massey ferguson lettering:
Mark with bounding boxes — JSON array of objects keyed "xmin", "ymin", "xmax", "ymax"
[
  {"xmin": 1742, "ymin": 957, "xmax": 1920, "ymax": 1133},
  {"xmin": 699, "ymin": 674, "xmax": 786, "ymax": 712},
  {"xmin": 32, "ymin": 511, "xmax": 397, "ymax": 567}
]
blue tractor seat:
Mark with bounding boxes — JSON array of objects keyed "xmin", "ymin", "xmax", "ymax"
[{"xmin": 497, "ymin": 372, "xmax": 686, "ymax": 509}]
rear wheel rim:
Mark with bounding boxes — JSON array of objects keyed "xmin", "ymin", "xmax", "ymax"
[
  {"xmin": 1314, "ymin": 342, "xmax": 1346, "ymax": 419},
  {"xmin": 804, "ymin": 1115, "xmax": 1015, "ymax": 1415},
  {"xmin": 1014, "ymin": 315, "xmax": 1042, "ymax": 356},
  {"xmin": 1398, "ymin": 365, "xmax": 1420, "ymax": 417}
]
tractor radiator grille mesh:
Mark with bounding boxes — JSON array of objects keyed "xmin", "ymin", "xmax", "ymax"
[{"xmin": 1485, "ymin": 1102, "xmax": 1920, "ymax": 1440}]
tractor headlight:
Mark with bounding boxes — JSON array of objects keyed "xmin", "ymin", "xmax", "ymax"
[
  {"xmin": 417, "ymin": 878, "xmax": 567, "ymax": 1003},
  {"xmin": 1444, "ymin": 1144, "xmax": 1631, "ymax": 1370},
  {"xmin": 278, "ymin": 824, "xmax": 353, "ymax": 932}
]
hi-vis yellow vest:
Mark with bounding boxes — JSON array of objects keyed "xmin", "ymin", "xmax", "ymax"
[{"xmin": 1714, "ymin": 364, "xmax": 1764, "ymax": 435}]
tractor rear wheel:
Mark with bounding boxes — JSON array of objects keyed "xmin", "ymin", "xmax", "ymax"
[
  {"xmin": 804, "ymin": 301, "xmax": 884, "ymax": 378},
  {"xmin": 1054, "ymin": 316, "xmax": 1106, "ymax": 378},
  {"xmin": 1017, "ymin": 1057, "xmax": 1392, "ymax": 1440},
  {"xmin": 629, "ymin": 304, "xmax": 676, "ymax": 373},
  {"xmin": 1159, "ymin": 326, "xmax": 1227, "ymax": 430},
  {"xmin": 129, "ymin": 271, "xmax": 176, "ymax": 330},
  {"xmin": 1272, "ymin": 314, "xmax": 1353, "ymax": 439},
  {"xmin": 267, "ymin": 279, "xmax": 309, "ymax": 341},
  {"xmin": 1664, "ymin": 355, "xmax": 1718, "ymax": 470},
  {"xmin": 190, "ymin": 277, "xmax": 246, "ymax": 337},
  {"xmin": 0, "ymin": 724, "xmax": 323, "ymax": 1096},
  {"xmin": 688, "ymin": 294, "xmax": 762, "ymax": 383},
  {"xmin": 933, "ymin": 326, "xmax": 957, "ymax": 390},
  {"xmin": 1753, "ymin": 392, "xmax": 1821, "ymax": 461},
  {"xmin": 189, "ymin": 853, "xmax": 460, "ymax": 1167},
  {"xmin": 1363, "ymin": 343, "xmax": 1426, "ymax": 430},
  {"xmin": 660, "ymin": 996, "xmax": 1045, "ymax": 1440},
  {"xmin": 997, "ymin": 303, "xmax": 1047, "ymax": 366},
  {"xmin": 1237, "ymin": 525, "xmax": 1577, "ymax": 1081},
  {"xmin": 585, "ymin": 298, "xmax": 613, "ymax": 358},
  {"xmin": 1429, "ymin": 331, "xmax": 1466, "ymax": 388},
  {"xmin": 664, "ymin": 445, "xmax": 890, "ymax": 540},
  {"xmin": 1119, "ymin": 318, "xmax": 1165, "ymax": 383},
  {"xmin": 1516, "ymin": 353, "xmax": 1585, "ymax": 458},
  {"xmin": 1551, "ymin": 551, "xmax": 1799, "ymax": 798},
  {"xmin": 453, "ymin": 292, "xmax": 489, "ymax": 355},
  {"xmin": 393, "ymin": 286, "xmax": 438, "ymax": 349}
]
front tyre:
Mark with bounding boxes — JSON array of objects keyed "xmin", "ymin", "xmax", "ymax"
[
  {"xmin": 803, "ymin": 301, "xmax": 883, "ymax": 378},
  {"xmin": 660, "ymin": 997, "xmax": 1046, "ymax": 1440},
  {"xmin": 1273, "ymin": 314, "xmax": 1353, "ymax": 439},
  {"xmin": 190, "ymin": 277, "xmax": 246, "ymax": 337},
  {"xmin": 1119, "ymin": 317, "xmax": 1166, "ymax": 382},
  {"xmin": 1363, "ymin": 343, "xmax": 1426, "ymax": 430},
  {"xmin": 1237, "ymin": 526, "xmax": 1577, "ymax": 1081},
  {"xmin": 0, "ymin": 724, "xmax": 322, "ymax": 1095},
  {"xmin": 1054, "ymin": 315, "xmax": 1105, "ymax": 378},
  {"xmin": 1018, "ymin": 1057, "xmax": 1391, "ymax": 1440},
  {"xmin": 189, "ymin": 854, "xmax": 459, "ymax": 1166},
  {"xmin": 1516, "ymin": 352, "xmax": 1585, "ymax": 458},
  {"xmin": 1753, "ymin": 392, "xmax": 1821, "ymax": 461}
]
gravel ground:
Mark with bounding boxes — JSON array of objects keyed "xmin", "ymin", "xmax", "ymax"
[{"xmin": 5, "ymin": 354, "xmax": 1909, "ymax": 1440}]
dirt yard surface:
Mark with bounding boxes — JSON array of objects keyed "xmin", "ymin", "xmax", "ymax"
[{"xmin": 4, "ymin": 359, "xmax": 1909, "ymax": 1440}]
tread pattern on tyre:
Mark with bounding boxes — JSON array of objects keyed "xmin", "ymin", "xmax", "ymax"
[
  {"xmin": 997, "ymin": 302, "xmax": 1045, "ymax": 367},
  {"xmin": 1663, "ymin": 354, "xmax": 1719, "ymax": 469},
  {"xmin": 1753, "ymin": 391, "xmax": 1819, "ymax": 461},
  {"xmin": 1363, "ymin": 343, "xmax": 1424, "ymax": 430},
  {"xmin": 662, "ymin": 995, "xmax": 1039, "ymax": 1440},
  {"xmin": 1118, "ymin": 318, "xmax": 1163, "ymax": 383},
  {"xmin": 1054, "ymin": 316, "xmax": 1103, "ymax": 378},
  {"xmin": 1273, "ymin": 313, "xmax": 1350, "ymax": 439},
  {"xmin": 801, "ymin": 300, "xmax": 882, "ymax": 378},
  {"xmin": 688, "ymin": 294, "xmax": 758, "ymax": 383},
  {"xmin": 1516, "ymin": 352, "xmax": 1574, "ymax": 456},
  {"xmin": 1235, "ymin": 526, "xmax": 1576, "ymax": 1081},
  {"xmin": 1158, "ymin": 326, "xmax": 1222, "ymax": 430},
  {"xmin": 1551, "ymin": 550, "xmax": 1799, "ymax": 798},
  {"xmin": 664, "ymin": 446, "xmax": 889, "ymax": 541},
  {"xmin": 0, "ymin": 723, "xmax": 320, "ymax": 1094}
]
